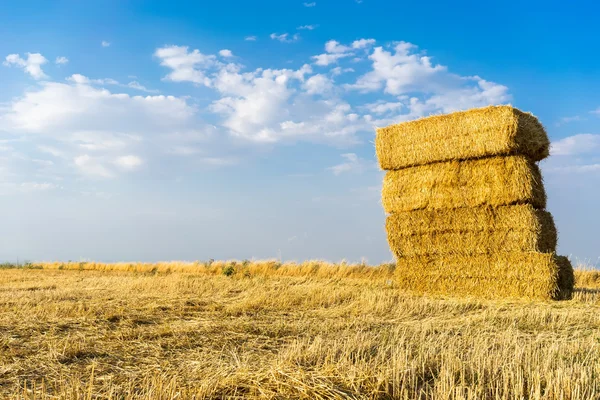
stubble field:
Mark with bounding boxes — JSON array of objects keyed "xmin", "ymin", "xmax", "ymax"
[{"xmin": 1, "ymin": 260, "xmax": 600, "ymax": 399}]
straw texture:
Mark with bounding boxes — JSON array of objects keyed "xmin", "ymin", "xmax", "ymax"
[
  {"xmin": 381, "ymin": 155, "xmax": 546, "ymax": 213},
  {"xmin": 376, "ymin": 105, "xmax": 550, "ymax": 170},
  {"xmin": 386, "ymin": 205, "xmax": 557, "ymax": 256},
  {"xmin": 394, "ymin": 253, "xmax": 570, "ymax": 300}
]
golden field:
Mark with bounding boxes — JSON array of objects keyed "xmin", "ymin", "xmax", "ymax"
[{"xmin": 1, "ymin": 260, "xmax": 600, "ymax": 399}]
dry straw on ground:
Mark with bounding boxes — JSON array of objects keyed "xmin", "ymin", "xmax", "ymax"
[
  {"xmin": 0, "ymin": 263, "xmax": 597, "ymax": 399},
  {"xmin": 386, "ymin": 204, "xmax": 557, "ymax": 256},
  {"xmin": 394, "ymin": 253, "xmax": 574, "ymax": 300},
  {"xmin": 375, "ymin": 105, "xmax": 550, "ymax": 170},
  {"xmin": 382, "ymin": 155, "xmax": 546, "ymax": 213}
]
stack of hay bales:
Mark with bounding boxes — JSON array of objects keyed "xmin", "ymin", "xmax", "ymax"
[{"xmin": 375, "ymin": 105, "xmax": 574, "ymax": 300}]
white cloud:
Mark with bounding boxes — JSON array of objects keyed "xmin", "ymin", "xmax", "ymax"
[
  {"xmin": 346, "ymin": 42, "xmax": 510, "ymax": 117},
  {"xmin": 352, "ymin": 38, "xmax": 376, "ymax": 49},
  {"xmin": 208, "ymin": 62, "xmax": 370, "ymax": 143},
  {"xmin": 115, "ymin": 155, "xmax": 143, "ymax": 170},
  {"xmin": 312, "ymin": 52, "xmax": 352, "ymax": 66},
  {"xmin": 66, "ymin": 73, "xmax": 90, "ymax": 84},
  {"xmin": 245, "ymin": 36, "xmax": 257, "ymax": 41},
  {"xmin": 303, "ymin": 2, "xmax": 316, "ymax": 6},
  {"xmin": 66, "ymin": 74, "xmax": 157, "ymax": 93},
  {"xmin": 2, "ymin": 81, "xmax": 196, "ymax": 135},
  {"xmin": 550, "ymin": 134, "xmax": 600, "ymax": 156},
  {"xmin": 210, "ymin": 65, "xmax": 311, "ymax": 142},
  {"xmin": 55, "ymin": 56, "xmax": 69, "ymax": 65},
  {"xmin": 325, "ymin": 40, "xmax": 352, "ymax": 54},
  {"xmin": 101, "ymin": 41, "xmax": 111, "ymax": 47},
  {"xmin": 0, "ymin": 80, "xmax": 210, "ymax": 182},
  {"xmin": 303, "ymin": 74, "xmax": 334, "ymax": 95},
  {"xmin": 297, "ymin": 25, "xmax": 318, "ymax": 30},
  {"xmin": 154, "ymin": 45, "xmax": 217, "ymax": 85},
  {"xmin": 0, "ymin": 37, "xmax": 513, "ymax": 186},
  {"xmin": 349, "ymin": 42, "xmax": 447, "ymax": 94},
  {"xmin": 3, "ymin": 53, "xmax": 48, "ymax": 79},
  {"xmin": 270, "ymin": 33, "xmax": 300, "ymax": 43},
  {"xmin": 363, "ymin": 100, "xmax": 404, "ymax": 115},
  {"xmin": 311, "ymin": 39, "xmax": 374, "ymax": 66},
  {"xmin": 66, "ymin": 74, "xmax": 119, "ymax": 86},
  {"xmin": 330, "ymin": 67, "xmax": 354, "ymax": 76},
  {"xmin": 126, "ymin": 81, "xmax": 158, "ymax": 93}
]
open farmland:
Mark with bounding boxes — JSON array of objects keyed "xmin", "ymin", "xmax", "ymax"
[{"xmin": 1, "ymin": 261, "xmax": 600, "ymax": 399}]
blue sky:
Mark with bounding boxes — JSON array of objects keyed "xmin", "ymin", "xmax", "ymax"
[{"xmin": 1, "ymin": 0, "xmax": 599, "ymax": 265}]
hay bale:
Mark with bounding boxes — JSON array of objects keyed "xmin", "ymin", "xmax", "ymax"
[
  {"xmin": 394, "ymin": 253, "xmax": 569, "ymax": 300},
  {"xmin": 386, "ymin": 205, "xmax": 557, "ymax": 256},
  {"xmin": 556, "ymin": 255, "xmax": 575, "ymax": 300},
  {"xmin": 375, "ymin": 105, "xmax": 549, "ymax": 170},
  {"xmin": 382, "ymin": 155, "xmax": 546, "ymax": 213}
]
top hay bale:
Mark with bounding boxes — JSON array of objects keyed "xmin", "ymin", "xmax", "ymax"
[{"xmin": 376, "ymin": 105, "xmax": 550, "ymax": 170}]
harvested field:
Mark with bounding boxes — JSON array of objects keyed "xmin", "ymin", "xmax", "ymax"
[
  {"xmin": 0, "ymin": 262, "xmax": 597, "ymax": 399},
  {"xmin": 376, "ymin": 105, "xmax": 550, "ymax": 169},
  {"xmin": 386, "ymin": 205, "xmax": 557, "ymax": 256},
  {"xmin": 394, "ymin": 253, "xmax": 574, "ymax": 300},
  {"xmin": 381, "ymin": 155, "xmax": 546, "ymax": 213}
]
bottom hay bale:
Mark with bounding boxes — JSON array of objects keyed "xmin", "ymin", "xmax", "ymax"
[
  {"xmin": 556, "ymin": 255, "xmax": 575, "ymax": 300},
  {"xmin": 394, "ymin": 253, "xmax": 574, "ymax": 300}
]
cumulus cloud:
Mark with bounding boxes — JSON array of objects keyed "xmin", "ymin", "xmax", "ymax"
[
  {"xmin": 245, "ymin": 36, "xmax": 257, "ymax": 41},
  {"xmin": 101, "ymin": 41, "xmax": 111, "ymax": 47},
  {"xmin": 347, "ymin": 42, "xmax": 510, "ymax": 118},
  {"xmin": 312, "ymin": 52, "xmax": 352, "ymax": 66},
  {"xmin": 311, "ymin": 39, "xmax": 374, "ymax": 66},
  {"xmin": 541, "ymin": 134, "xmax": 600, "ymax": 180},
  {"xmin": 55, "ymin": 56, "xmax": 69, "ymax": 65},
  {"xmin": 0, "ymin": 79, "xmax": 210, "ymax": 182},
  {"xmin": 3, "ymin": 53, "xmax": 48, "ymax": 79},
  {"xmin": 550, "ymin": 134, "xmax": 600, "ymax": 156},
  {"xmin": 325, "ymin": 40, "xmax": 352, "ymax": 54},
  {"xmin": 154, "ymin": 45, "xmax": 217, "ymax": 86},
  {"xmin": 302, "ymin": 74, "xmax": 334, "ymax": 95},
  {"xmin": 126, "ymin": 81, "xmax": 159, "ymax": 93},
  {"xmin": 352, "ymin": 39, "xmax": 376, "ymax": 49},
  {"xmin": 0, "ymin": 37, "xmax": 513, "ymax": 187}
]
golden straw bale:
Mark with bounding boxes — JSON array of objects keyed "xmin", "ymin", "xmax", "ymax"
[
  {"xmin": 381, "ymin": 155, "xmax": 546, "ymax": 213},
  {"xmin": 376, "ymin": 105, "xmax": 549, "ymax": 170},
  {"xmin": 386, "ymin": 205, "xmax": 557, "ymax": 256},
  {"xmin": 394, "ymin": 253, "xmax": 570, "ymax": 300}
]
